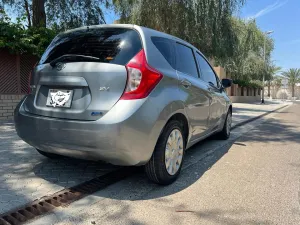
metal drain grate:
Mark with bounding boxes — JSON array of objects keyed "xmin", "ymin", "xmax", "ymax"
[{"xmin": 0, "ymin": 167, "xmax": 136, "ymax": 225}]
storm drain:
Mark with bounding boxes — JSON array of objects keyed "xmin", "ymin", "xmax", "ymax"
[{"xmin": 0, "ymin": 167, "xmax": 137, "ymax": 225}]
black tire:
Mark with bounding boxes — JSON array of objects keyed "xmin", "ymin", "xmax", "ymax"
[
  {"xmin": 36, "ymin": 149, "xmax": 62, "ymax": 159},
  {"xmin": 145, "ymin": 120, "xmax": 186, "ymax": 185},
  {"xmin": 217, "ymin": 108, "xmax": 232, "ymax": 140}
]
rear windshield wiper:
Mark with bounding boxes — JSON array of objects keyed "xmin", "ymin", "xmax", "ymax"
[{"xmin": 49, "ymin": 54, "xmax": 101, "ymax": 67}]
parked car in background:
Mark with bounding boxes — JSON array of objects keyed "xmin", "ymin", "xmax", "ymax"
[{"xmin": 14, "ymin": 24, "xmax": 232, "ymax": 185}]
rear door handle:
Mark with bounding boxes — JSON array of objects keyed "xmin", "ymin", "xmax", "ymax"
[{"xmin": 181, "ymin": 79, "xmax": 192, "ymax": 88}]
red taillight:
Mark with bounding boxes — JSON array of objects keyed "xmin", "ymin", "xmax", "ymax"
[{"xmin": 120, "ymin": 49, "xmax": 163, "ymax": 100}]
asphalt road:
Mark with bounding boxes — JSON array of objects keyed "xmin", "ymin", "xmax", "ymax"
[{"xmin": 29, "ymin": 102, "xmax": 300, "ymax": 225}]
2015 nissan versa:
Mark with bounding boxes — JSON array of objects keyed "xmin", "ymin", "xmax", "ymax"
[{"xmin": 14, "ymin": 24, "xmax": 232, "ymax": 185}]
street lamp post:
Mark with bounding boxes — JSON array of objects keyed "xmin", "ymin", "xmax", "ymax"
[{"xmin": 262, "ymin": 30, "xmax": 274, "ymax": 104}]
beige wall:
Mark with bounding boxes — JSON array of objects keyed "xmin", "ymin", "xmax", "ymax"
[
  {"xmin": 269, "ymin": 85, "xmax": 300, "ymax": 100},
  {"xmin": 213, "ymin": 66, "xmax": 228, "ymax": 80},
  {"xmin": 0, "ymin": 95, "xmax": 24, "ymax": 120},
  {"xmin": 230, "ymin": 96, "xmax": 261, "ymax": 103},
  {"xmin": 213, "ymin": 66, "xmax": 263, "ymax": 103}
]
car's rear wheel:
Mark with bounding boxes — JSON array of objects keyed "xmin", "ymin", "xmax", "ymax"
[
  {"xmin": 217, "ymin": 108, "xmax": 232, "ymax": 140},
  {"xmin": 145, "ymin": 120, "xmax": 186, "ymax": 185},
  {"xmin": 36, "ymin": 149, "xmax": 62, "ymax": 159}
]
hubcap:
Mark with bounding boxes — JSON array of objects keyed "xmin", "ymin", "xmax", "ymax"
[
  {"xmin": 165, "ymin": 129, "xmax": 184, "ymax": 176},
  {"xmin": 226, "ymin": 113, "xmax": 232, "ymax": 135}
]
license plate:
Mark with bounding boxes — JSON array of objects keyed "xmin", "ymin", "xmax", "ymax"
[{"xmin": 46, "ymin": 89, "xmax": 73, "ymax": 108}]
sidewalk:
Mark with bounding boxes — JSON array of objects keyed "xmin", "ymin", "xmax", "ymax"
[{"xmin": 232, "ymin": 100, "xmax": 291, "ymax": 128}]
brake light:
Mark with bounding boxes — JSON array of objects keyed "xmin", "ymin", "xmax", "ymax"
[{"xmin": 120, "ymin": 49, "xmax": 163, "ymax": 100}]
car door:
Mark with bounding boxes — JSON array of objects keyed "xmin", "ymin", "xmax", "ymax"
[
  {"xmin": 195, "ymin": 52, "xmax": 227, "ymax": 131},
  {"xmin": 175, "ymin": 43, "xmax": 211, "ymax": 142}
]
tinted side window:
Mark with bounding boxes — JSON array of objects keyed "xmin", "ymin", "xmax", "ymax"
[
  {"xmin": 175, "ymin": 43, "xmax": 199, "ymax": 78},
  {"xmin": 39, "ymin": 28, "xmax": 142, "ymax": 66},
  {"xmin": 196, "ymin": 53, "xmax": 218, "ymax": 87},
  {"xmin": 151, "ymin": 37, "xmax": 176, "ymax": 69}
]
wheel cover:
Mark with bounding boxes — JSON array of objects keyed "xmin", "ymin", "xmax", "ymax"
[
  {"xmin": 226, "ymin": 112, "xmax": 232, "ymax": 135},
  {"xmin": 165, "ymin": 129, "xmax": 184, "ymax": 175}
]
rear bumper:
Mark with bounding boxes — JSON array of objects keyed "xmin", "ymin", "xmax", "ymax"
[{"xmin": 14, "ymin": 97, "xmax": 162, "ymax": 166}]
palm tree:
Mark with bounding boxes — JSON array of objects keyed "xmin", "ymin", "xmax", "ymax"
[
  {"xmin": 281, "ymin": 68, "xmax": 300, "ymax": 97},
  {"xmin": 271, "ymin": 76, "xmax": 282, "ymax": 98},
  {"xmin": 267, "ymin": 65, "xmax": 281, "ymax": 97},
  {"xmin": 273, "ymin": 76, "xmax": 282, "ymax": 87}
]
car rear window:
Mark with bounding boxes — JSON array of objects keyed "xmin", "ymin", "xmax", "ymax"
[
  {"xmin": 175, "ymin": 43, "xmax": 199, "ymax": 78},
  {"xmin": 39, "ymin": 28, "xmax": 142, "ymax": 66},
  {"xmin": 151, "ymin": 37, "xmax": 176, "ymax": 69}
]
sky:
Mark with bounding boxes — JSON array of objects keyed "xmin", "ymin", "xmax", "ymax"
[{"xmin": 240, "ymin": 0, "xmax": 300, "ymax": 71}]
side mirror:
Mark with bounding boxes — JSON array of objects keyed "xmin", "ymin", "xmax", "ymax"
[{"xmin": 221, "ymin": 79, "xmax": 232, "ymax": 89}]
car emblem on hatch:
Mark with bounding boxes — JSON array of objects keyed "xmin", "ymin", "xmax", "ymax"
[{"xmin": 55, "ymin": 62, "xmax": 66, "ymax": 71}]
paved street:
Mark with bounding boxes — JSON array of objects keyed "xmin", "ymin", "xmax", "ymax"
[
  {"xmin": 29, "ymin": 102, "xmax": 300, "ymax": 225},
  {"xmin": 0, "ymin": 100, "xmax": 294, "ymax": 224}
]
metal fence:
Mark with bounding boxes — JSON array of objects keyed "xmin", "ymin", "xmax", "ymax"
[{"xmin": 0, "ymin": 49, "xmax": 38, "ymax": 94}]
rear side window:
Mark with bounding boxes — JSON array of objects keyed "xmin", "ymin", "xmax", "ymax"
[
  {"xmin": 175, "ymin": 43, "xmax": 199, "ymax": 78},
  {"xmin": 39, "ymin": 28, "xmax": 142, "ymax": 65},
  {"xmin": 195, "ymin": 52, "xmax": 219, "ymax": 87},
  {"xmin": 151, "ymin": 37, "xmax": 176, "ymax": 69}
]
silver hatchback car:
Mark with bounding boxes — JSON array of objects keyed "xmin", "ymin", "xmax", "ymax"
[{"xmin": 15, "ymin": 24, "xmax": 232, "ymax": 184}]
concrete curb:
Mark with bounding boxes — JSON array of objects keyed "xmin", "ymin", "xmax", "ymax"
[{"xmin": 232, "ymin": 104, "xmax": 291, "ymax": 130}]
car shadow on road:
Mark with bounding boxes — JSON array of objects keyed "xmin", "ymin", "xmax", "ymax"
[
  {"xmin": 237, "ymin": 117, "xmax": 300, "ymax": 144},
  {"xmin": 98, "ymin": 136, "xmax": 235, "ymax": 200},
  {"xmin": 32, "ymin": 157, "xmax": 118, "ymax": 186}
]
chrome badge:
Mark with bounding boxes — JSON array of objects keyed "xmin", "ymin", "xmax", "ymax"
[
  {"xmin": 55, "ymin": 62, "xmax": 66, "ymax": 71},
  {"xmin": 99, "ymin": 87, "xmax": 110, "ymax": 91}
]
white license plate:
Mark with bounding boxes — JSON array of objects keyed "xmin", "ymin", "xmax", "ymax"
[{"xmin": 46, "ymin": 89, "xmax": 73, "ymax": 108}]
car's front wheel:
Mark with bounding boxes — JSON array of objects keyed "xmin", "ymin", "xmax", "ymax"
[{"xmin": 145, "ymin": 120, "xmax": 186, "ymax": 185}]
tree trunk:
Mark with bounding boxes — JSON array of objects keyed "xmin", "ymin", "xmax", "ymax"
[
  {"xmin": 24, "ymin": 0, "xmax": 32, "ymax": 27},
  {"xmin": 292, "ymin": 85, "xmax": 295, "ymax": 97},
  {"xmin": 267, "ymin": 81, "xmax": 271, "ymax": 97},
  {"xmin": 32, "ymin": 0, "xmax": 46, "ymax": 27}
]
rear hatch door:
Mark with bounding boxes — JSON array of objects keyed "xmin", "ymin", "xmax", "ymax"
[{"xmin": 24, "ymin": 27, "xmax": 142, "ymax": 121}]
